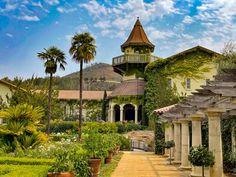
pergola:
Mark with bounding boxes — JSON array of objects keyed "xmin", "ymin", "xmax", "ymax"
[{"xmin": 159, "ymin": 68, "xmax": 236, "ymax": 177}]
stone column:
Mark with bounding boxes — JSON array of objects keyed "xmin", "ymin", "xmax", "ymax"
[
  {"xmin": 134, "ymin": 105, "xmax": 138, "ymax": 124},
  {"xmin": 164, "ymin": 123, "xmax": 170, "ymax": 157},
  {"xmin": 173, "ymin": 120, "xmax": 181, "ymax": 164},
  {"xmin": 206, "ymin": 108, "xmax": 225, "ymax": 177},
  {"xmin": 110, "ymin": 108, "xmax": 114, "ymax": 122},
  {"xmin": 120, "ymin": 104, "xmax": 124, "ymax": 122},
  {"xmin": 232, "ymin": 127, "xmax": 235, "ymax": 153},
  {"xmin": 179, "ymin": 119, "xmax": 191, "ymax": 169},
  {"xmin": 190, "ymin": 112, "xmax": 204, "ymax": 177}
]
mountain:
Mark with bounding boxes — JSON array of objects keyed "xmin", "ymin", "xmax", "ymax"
[{"xmin": 61, "ymin": 63, "xmax": 122, "ymax": 90}]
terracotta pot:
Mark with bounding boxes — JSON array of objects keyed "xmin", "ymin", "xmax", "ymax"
[
  {"xmin": 105, "ymin": 151, "xmax": 113, "ymax": 164},
  {"xmin": 47, "ymin": 172, "xmax": 75, "ymax": 177},
  {"xmin": 88, "ymin": 158, "xmax": 101, "ymax": 177}
]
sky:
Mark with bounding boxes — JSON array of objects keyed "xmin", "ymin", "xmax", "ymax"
[{"xmin": 1, "ymin": 0, "xmax": 236, "ymax": 79}]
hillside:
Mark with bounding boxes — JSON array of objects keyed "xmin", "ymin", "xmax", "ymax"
[{"xmin": 61, "ymin": 63, "xmax": 122, "ymax": 90}]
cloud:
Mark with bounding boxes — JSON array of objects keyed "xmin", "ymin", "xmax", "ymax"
[
  {"xmin": 0, "ymin": 3, "xmax": 17, "ymax": 12},
  {"xmin": 6, "ymin": 33, "xmax": 13, "ymax": 38},
  {"xmin": 146, "ymin": 27, "xmax": 175, "ymax": 41},
  {"xmin": 80, "ymin": 0, "xmax": 178, "ymax": 38},
  {"xmin": 57, "ymin": 7, "xmax": 77, "ymax": 13},
  {"xmin": 17, "ymin": 15, "xmax": 40, "ymax": 21},
  {"xmin": 44, "ymin": 0, "xmax": 59, "ymax": 5},
  {"xmin": 183, "ymin": 15, "xmax": 193, "ymax": 24}
]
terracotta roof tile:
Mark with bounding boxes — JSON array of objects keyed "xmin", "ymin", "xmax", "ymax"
[
  {"xmin": 58, "ymin": 90, "xmax": 111, "ymax": 100},
  {"xmin": 109, "ymin": 79, "xmax": 145, "ymax": 97}
]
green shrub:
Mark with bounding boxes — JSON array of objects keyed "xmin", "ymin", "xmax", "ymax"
[
  {"xmin": 118, "ymin": 135, "xmax": 131, "ymax": 151},
  {"xmin": 116, "ymin": 122, "xmax": 146, "ymax": 133},
  {"xmin": 0, "ymin": 165, "xmax": 49, "ymax": 177},
  {"xmin": 223, "ymin": 152, "xmax": 236, "ymax": 173},
  {"xmin": 83, "ymin": 122, "xmax": 117, "ymax": 134},
  {"xmin": 0, "ymin": 156, "xmax": 54, "ymax": 165},
  {"xmin": 42, "ymin": 121, "xmax": 78, "ymax": 133}
]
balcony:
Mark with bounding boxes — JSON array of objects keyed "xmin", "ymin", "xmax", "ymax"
[{"xmin": 112, "ymin": 54, "xmax": 158, "ymax": 66}]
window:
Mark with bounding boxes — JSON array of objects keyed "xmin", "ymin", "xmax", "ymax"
[
  {"xmin": 186, "ymin": 78, "xmax": 191, "ymax": 89},
  {"xmin": 206, "ymin": 79, "xmax": 210, "ymax": 85},
  {"xmin": 167, "ymin": 78, "xmax": 172, "ymax": 87}
]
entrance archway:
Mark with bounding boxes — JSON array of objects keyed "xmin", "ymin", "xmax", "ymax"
[
  {"xmin": 124, "ymin": 104, "xmax": 135, "ymax": 122},
  {"xmin": 114, "ymin": 105, "xmax": 120, "ymax": 122}
]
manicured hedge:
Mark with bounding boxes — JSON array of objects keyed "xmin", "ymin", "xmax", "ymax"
[
  {"xmin": 41, "ymin": 121, "xmax": 79, "ymax": 133},
  {"xmin": 116, "ymin": 122, "xmax": 147, "ymax": 133},
  {"xmin": 0, "ymin": 165, "xmax": 49, "ymax": 177},
  {"xmin": 0, "ymin": 156, "xmax": 54, "ymax": 165},
  {"xmin": 83, "ymin": 122, "xmax": 117, "ymax": 134}
]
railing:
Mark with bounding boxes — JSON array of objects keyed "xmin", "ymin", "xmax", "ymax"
[
  {"xmin": 112, "ymin": 54, "xmax": 158, "ymax": 65},
  {"xmin": 131, "ymin": 139, "xmax": 148, "ymax": 151}
]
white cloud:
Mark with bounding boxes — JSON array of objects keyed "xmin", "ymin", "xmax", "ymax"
[
  {"xmin": 183, "ymin": 15, "xmax": 193, "ymax": 24},
  {"xmin": 44, "ymin": 0, "xmax": 59, "ymax": 5},
  {"xmin": 146, "ymin": 27, "xmax": 175, "ymax": 41},
  {"xmin": 80, "ymin": 0, "xmax": 178, "ymax": 38},
  {"xmin": 57, "ymin": 7, "xmax": 77, "ymax": 13},
  {"xmin": 6, "ymin": 33, "xmax": 13, "ymax": 38},
  {"xmin": 17, "ymin": 15, "xmax": 40, "ymax": 21},
  {"xmin": 0, "ymin": 3, "xmax": 17, "ymax": 12}
]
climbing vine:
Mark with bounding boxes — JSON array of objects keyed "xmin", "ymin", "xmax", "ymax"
[{"xmin": 112, "ymin": 95, "xmax": 143, "ymax": 106}]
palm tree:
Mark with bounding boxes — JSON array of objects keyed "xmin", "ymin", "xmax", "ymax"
[
  {"xmin": 69, "ymin": 32, "xmax": 96, "ymax": 141},
  {"xmin": 37, "ymin": 47, "xmax": 66, "ymax": 134}
]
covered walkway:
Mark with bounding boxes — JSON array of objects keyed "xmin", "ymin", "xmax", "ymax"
[{"xmin": 111, "ymin": 151, "xmax": 190, "ymax": 177}]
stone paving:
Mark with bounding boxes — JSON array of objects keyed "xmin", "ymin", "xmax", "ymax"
[{"xmin": 111, "ymin": 151, "xmax": 191, "ymax": 177}]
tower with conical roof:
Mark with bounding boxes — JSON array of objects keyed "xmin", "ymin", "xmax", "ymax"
[
  {"xmin": 108, "ymin": 18, "xmax": 158, "ymax": 124},
  {"xmin": 112, "ymin": 18, "xmax": 158, "ymax": 78}
]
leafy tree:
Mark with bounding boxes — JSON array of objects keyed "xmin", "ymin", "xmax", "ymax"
[
  {"xmin": 101, "ymin": 90, "xmax": 107, "ymax": 121},
  {"xmin": 164, "ymin": 140, "xmax": 175, "ymax": 164},
  {"xmin": 188, "ymin": 146, "xmax": 215, "ymax": 177},
  {"xmin": 69, "ymin": 32, "xmax": 96, "ymax": 141},
  {"xmin": 7, "ymin": 77, "xmax": 63, "ymax": 123},
  {"xmin": 37, "ymin": 47, "xmax": 67, "ymax": 134}
]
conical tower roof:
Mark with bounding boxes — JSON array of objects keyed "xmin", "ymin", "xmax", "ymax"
[{"xmin": 121, "ymin": 18, "xmax": 155, "ymax": 52}]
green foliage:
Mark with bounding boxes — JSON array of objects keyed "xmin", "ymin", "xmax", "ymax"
[
  {"xmin": 0, "ymin": 165, "xmax": 49, "ymax": 177},
  {"xmin": 83, "ymin": 100, "xmax": 102, "ymax": 121},
  {"xmin": 49, "ymin": 144, "xmax": 90, "ymax": 177},
  {"xmin": 7, "ymin": 78, "xmax": 63, "ymax": 122},
  {"xmin": 112, "ymin": 96, "xmax": 143, "ymax": 105},
  {"xmin": 0, "ymin": 104, "xmax": 46, "ymax": 152},
  {"xmin": 99, "ymin": 152, "xmax": 123, "ymax": 177},
  {"xmin": 0, "ymin": 156, "xmax": 54, "ymax": 165},
  {"xmin": 83, "ymin": 130, "xmax": 108, "ymax": 159},
  {"xmin": 42, "ymin": 121, "xmax": 79, "ymax": 133},
  {"xmin": 188, "ymin": 146, "xmax": 215, "ymax": 167},
  {"xmin": 83, "ymin": 122, "xmax": 117, "ymax": 134},
  {"xmin": 144, "ymin": 50, "xmax": 218, "ymax": 126},
  {"xmin": 115, "ymin": 122, "xmax": 147, "ymax": 133},
  {"xmin": 155, "ymin": 122, "xmax": 165, "ymax": 154},
  {"xmin": 217, "ymin": 42, "xmax": 236, "ymax": 73},
  {"xmin": 117, "ymin": 135, "xmax": 131, "ymax": 151},
  {"xmin": 165, "ymin": 140, "xmax": 175, "ymax": 149}
]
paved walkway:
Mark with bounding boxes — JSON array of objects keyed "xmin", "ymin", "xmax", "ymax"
[{"xmin": 111, "ymin": 151, "xmax": 191, "ymax": 177}]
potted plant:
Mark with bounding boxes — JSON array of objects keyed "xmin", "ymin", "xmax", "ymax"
[
  {"xmin": 48, "ymin": 148, "xmax": 75, "ymax": 177},
  {"xmin": 48, "ymin": 145, "xmax": 90, "ymax": 177},
  {"xmin": 83, "ymin": 131, "xmax": 107, "ymax": 177},
  {"xmin": 188, "ymin": 146, "xmax": 215, "ymax": 177},
  {"xmin": 103, "ymin": 134, "xmax": 116, "ymax": 164},
  {"xmin": 164, "ymin": 140, "xmax": 175, "ymax": 165}
]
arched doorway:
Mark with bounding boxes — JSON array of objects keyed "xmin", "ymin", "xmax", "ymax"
[
  {"xmin": 114, "ymin": 105, "xmax": 120, "ymax": 122},
  {"xmin": 138, "ymin": 105, "xmax": 142, "ymax": 123},
  {"xmin": 124, "ymin": 104, "xmax": 135, "ymax": 122}
]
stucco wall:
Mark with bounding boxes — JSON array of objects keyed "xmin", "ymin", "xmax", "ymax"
[
  {"xmin": 0, "ymin": 83, "xmax": 13, "ymax": 105},
  {"xmin": 170, "ymin": 62, "xmax": 217, "ymax": 96}
]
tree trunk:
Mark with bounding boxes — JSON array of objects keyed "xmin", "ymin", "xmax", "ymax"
[
  {"xmin": 78, "ymin": 60, "xmax": 83, "ymax": 141},
  {"xmin": 169, "ymin": 148, "xmax": 172, "ymax": 165},
  {"xmin": 47, "ymin": 73, "xmax": 53, "ymax": 135},
  {"xmin": 202, "ymin": 166, "xmax": 204, "ymax": 177}
]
